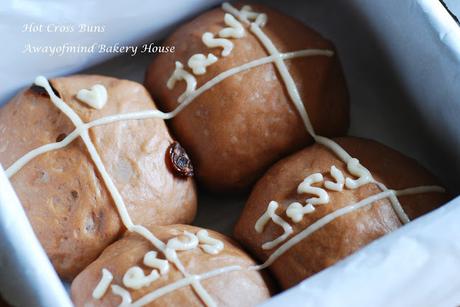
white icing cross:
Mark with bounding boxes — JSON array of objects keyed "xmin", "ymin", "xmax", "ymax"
[
  {"xmin": 196, "ymin": 230, "xmax": 224, "ymax": 255},
  {"xmin": 254, "ymin": 185, "xmax": 444, "ymax": 271},
  {"xmin": 219, "ymin": 13, "xmax": 245, "ymax": 38},
  {"xmin": 166, "ymin": 61, "xmax": 197, "ymax": 103},
  {"xmin": 76, "ymin": 84, "xmax": 108, "ymax": 110},
  {"xmin": 187, "ymin": 53, "xmax": 218, "ymax": 75},
  {"xmin": 32, "ymin": 76, "xmax": 198, "ymax": 303},
  {"xmin": 202, "ymin": 32, "xmax": 234, "ymax": 57}
]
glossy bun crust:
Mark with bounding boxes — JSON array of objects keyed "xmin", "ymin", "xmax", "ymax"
[
  {"xmin": 71, "ymin": 224, "xmax": 272, "ymax": 307},
  {"xmin": 0, "ymin": 75, "xmax": 197, "ymax": 279},
  {"xmin": 145, "ymin": 4, "xmax": 349, "ymax": 192},
  {"xmin": 234, "ymin": 137, "xmax": 449, "ymax": 289}
]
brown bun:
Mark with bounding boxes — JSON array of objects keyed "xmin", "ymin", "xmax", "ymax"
[
  {"xmin": 234, "ymin": 137, "xmax": 449, "ymax": 289},
  {"xmin": 145, "ymin": 3, "xmax": 349, "ymax": 192},
  {"xmin": 0, "ymin": 75, "xmax": 197, "ymax": 279},
  {"xmin": 71, "ymin": 224, "xmax": 272, "ymax": 306}
]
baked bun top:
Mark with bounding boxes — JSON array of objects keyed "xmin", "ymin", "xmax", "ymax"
[
  {"xmin": 0, "ymin": 75, "xmax": 197, "ymax": 279},
  {"xmin": 145, "ymin": 3, "xmax": 349, "ymax": 191},
  {"xmin": 71, "ymin": 224, "xmax": 272, "ymax": 307},
  {"xmin": 234, "ymin": 137, "xmax": 449, "ymax": 289}
]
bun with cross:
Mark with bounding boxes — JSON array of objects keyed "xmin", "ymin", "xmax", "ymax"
[
  {"xmin": 234, "ymin": 137, "xmax": 450, "ymax": 289},
  {"xmin": 71, "ymin": 224, "xmax": 272, "ymax": 307},
  {"xmin": 0, "ymin": 75, "xmax": 197, "ymax": 279},
  {"xmin": 145, "ymin": 3, "xmax": 349, "ymax": 192}
]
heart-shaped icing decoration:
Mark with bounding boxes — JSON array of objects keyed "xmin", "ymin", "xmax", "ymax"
[{"xmin": 76, "ymin": 84, "xmax": 108, "ymax": 109}]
